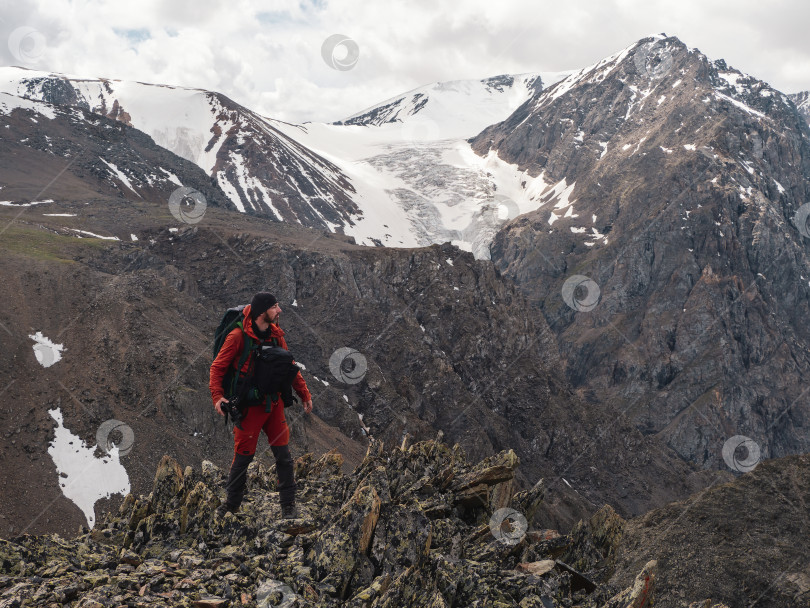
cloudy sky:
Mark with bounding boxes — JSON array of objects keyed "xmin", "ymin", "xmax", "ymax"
[{"xmin": 1, "ymin": 0, "xmax": 808, "ymax": 124}]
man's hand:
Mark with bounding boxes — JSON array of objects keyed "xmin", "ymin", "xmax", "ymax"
[
  {"xmin": 302, "ymin": 399, "xmax": 313, "ymax": 414},
  {"xmin": 214, "ymin": 397, "xmax": 229, "ymax": 416}
]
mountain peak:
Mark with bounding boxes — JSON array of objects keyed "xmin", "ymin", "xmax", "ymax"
[
  {"xmin": 471, "ymin": 32, "xmax": 810, "ymax": 473},
  {"xmin": 0, "ymin": 67, "xmax": 360, "ymax": 228},
  {"xmin": 335, "ymin": 71, "xmax": 570, "ymax": 139}
]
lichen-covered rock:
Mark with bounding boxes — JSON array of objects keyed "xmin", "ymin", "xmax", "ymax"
[
  {"xmin": 370, "ymin": 503, "xmax": 432, "ymax": 574},
  {"xmin": 373, "ymin": 566, "xmax": 440, "ymax": 608},
  {"xmin": 306, "ymin": 449, "xmax": 345, "ymax": 480},
  {"xmin": 354, "ymin": 465, "xmax": 392, "ymax": 506},
  {"xmin": 602, "ymin": 560, "xmax": 656, "ymax": 608},
  {"xmin": 517, "ymin": 560, "xmax": 556, "ymax": 576},
  {"xmin": 452, "ymin": 449, "xmax": 519, "ymax": 491},
  {"xmin": 2, "ymin": 438, "xmax": 781, "ymax": 607},
  {"xmin": 151, "ymin": 455, "xmax": 185, "ymax": 513},
  {"xmin": 562, "ymin": 504, "xmax": 626, "ymax": 576},
  {"xmin": 200, "ymin": 460, "xmax": 221, "ymax": 486},
  {"xmin": 309, "ymin": 484, "xmax": 381, "ymax": 598}
]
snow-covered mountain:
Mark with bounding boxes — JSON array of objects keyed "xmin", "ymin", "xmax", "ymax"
[
  {"xmin": 3, "ymin": 48, "xmax": 804, "ymax": 264},
  {"xmin": 0, "ymin": 67, "xmax": 571, "ymax": 255},
  {"xmin": 337, "ymin": 73, "xmax": 559, "ymax": 136},
  {"xmin": 0, "ymin": 85, "xmax": 234, "ymax": 227},
  {"xmin": 271, "ymin": 71, "xmax": 572, "ymax": 257},
  {"xmin": 0, "ymin": 67, "xmax": 359, "ymax": 230}
]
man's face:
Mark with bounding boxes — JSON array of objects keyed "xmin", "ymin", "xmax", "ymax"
[{"xmin": 262, "ymin": 303, "xmax": 281, "ymax": 324}]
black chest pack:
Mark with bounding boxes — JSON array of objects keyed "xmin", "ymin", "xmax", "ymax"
[{"xmin": 213, "ymin": 306, "xmax": 303, "ymax": 425}]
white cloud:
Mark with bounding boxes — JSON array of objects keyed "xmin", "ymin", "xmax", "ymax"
[{"xmin": 1, "ymin": 0, "xmax": 808, "ymax": 123}]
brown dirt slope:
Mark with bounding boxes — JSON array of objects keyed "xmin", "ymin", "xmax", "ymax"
[{"xmin": 606, "ymin": 454, "xmax": 810, "ymax": 607}]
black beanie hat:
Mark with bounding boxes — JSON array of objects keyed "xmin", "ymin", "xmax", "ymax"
[{"xmin": 250, "ymin": 292, "xmax": 278, "ymax": 320}]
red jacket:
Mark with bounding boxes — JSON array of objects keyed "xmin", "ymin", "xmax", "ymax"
[{"xmin": 209, "ymin": 304, "xmax": 311, "ymax": 406}]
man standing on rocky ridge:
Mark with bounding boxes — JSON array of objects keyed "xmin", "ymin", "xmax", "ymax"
[{"xmin": 209, "ymin": 292, "xmax": 313, "ymax": 519}]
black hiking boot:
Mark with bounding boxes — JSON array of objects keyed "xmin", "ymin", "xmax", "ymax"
[
  {"xmin": 280, "ymin": 504, "xmax": 298, "ymax": 520},
  {"xmin": 216, "ymin": 502, "xmax": 238, "ymax": 518}
]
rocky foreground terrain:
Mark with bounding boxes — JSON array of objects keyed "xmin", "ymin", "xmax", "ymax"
[{"xmin": 1, "ymin": 438, "xmax": 806, "ymax": 607}]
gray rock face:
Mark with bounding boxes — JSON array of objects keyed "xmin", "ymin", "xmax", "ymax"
[
  {"xmin": 473, "ymin": 36, "xmax": 810, "ymax": 469},
  {"xmin": 789, "ymin": 91, "xmax": 810, "ymax": 127},
  {"xmin": 604, "ymin": 453, "xmax": 810, "ymax": 608},
  {"xmin": 133, "ymin": 228, "xmax": 708, "ymax": 525}
]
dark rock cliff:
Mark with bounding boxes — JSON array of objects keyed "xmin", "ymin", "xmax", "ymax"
[{"xmin": 473, "ymin": 36, "xmax": 810, "ymax": 470}]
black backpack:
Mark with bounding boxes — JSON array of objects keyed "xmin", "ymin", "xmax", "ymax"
[
  {"xmin": 213, "ymin": 305, "xmax": 301, "ymax": 411},
  {"xmin": 213, "ymin": 305, "xmax": 251, "ymax": 403},
  {"xmin": 254, "ymin": 345, "xmax": 303, "ymax": 409}
]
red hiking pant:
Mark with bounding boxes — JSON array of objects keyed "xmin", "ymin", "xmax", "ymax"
[
  {"xmin": 224, "ymin": 400, "xmax": 295, "ymax": 509},
  {"xmin": 233, "ymin": 400, "xmax": 289, "ymax": 455}
]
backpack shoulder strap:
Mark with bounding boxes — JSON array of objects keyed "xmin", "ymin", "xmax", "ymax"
[
  {"xmin": 226, "ymin": 322, "xmax": 258, "ymax": 398},
  {"xmin": 236, "ymin": 324, "xmax": 255, "ymax": 373}
]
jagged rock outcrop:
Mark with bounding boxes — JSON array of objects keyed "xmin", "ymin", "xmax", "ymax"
[
  {"xmin": 474, "ymin": 35, "xmax": 810, "ymax": 470},
  {"xmin": 3, "ymin": 441, "xmax": 805, "ymax": 607},
  {"xmin": 0, "ymin": 440, "xmax": 612, "ymax": 607}
]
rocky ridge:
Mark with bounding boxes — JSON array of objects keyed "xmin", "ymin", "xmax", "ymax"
[
  {"xmin": 2, "ymin": 438, "xmax": 803, "ymax": 607},
  {"xmin": 4, "ymin": 436, "xmax": 793, "ymax": 607}
]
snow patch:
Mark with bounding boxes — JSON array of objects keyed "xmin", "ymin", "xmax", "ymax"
[
  {"xmin": 158, "ymin": 167, "xmax": 183, "ymax": 187},
  {"xmin": 29, "ymin": 332, "xmax": 64, "ymax": 367},
  {"xmin": 714, "ymin": 91, "xmax": 767, "ymax": 119},
  {"xmin": 0, "ymin": 91, "xmax": 57, "ymax": 119},
  {"xmin": 598, "ymin": 142, "xmax": 608, "ymax": 159},
  {"xmin": 69, "ymin": 229, "xmax": 119, "ymax": 240},
  {"xmin": 99, "ymin": 157, "xmax": 141, "ymax": 196},
  {"xmin": 0, "ymin": 199, "xmax": 53, "ymax": 206},
  {"xmin": 47, "ymin": 408, "xmax": 130, "ymax": 529}
]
